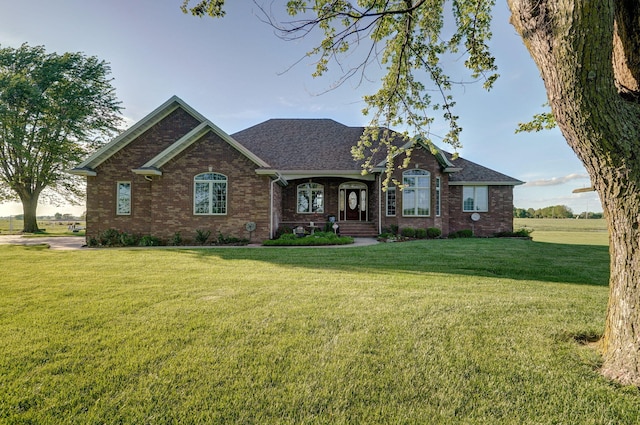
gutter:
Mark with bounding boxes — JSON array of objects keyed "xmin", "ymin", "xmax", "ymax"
[{"xmin": 378, "ymin": 173, "xmax": 382, "ymax": 235}]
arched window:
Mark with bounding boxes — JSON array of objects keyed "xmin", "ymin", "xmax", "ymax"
[
  {"xmin": 402, "ymin": 169, "xmax": 430, "ymax": 216},
  {"xmin": 194, "ymin": 172, "xmax": 227, "ymax": 215},
  {"xmin": 297, "ymin": 183, "xmax": 324, "ymax": 213}
]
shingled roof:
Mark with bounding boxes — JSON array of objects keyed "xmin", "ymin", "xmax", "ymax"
[
  {"xmin": 444, "ymin": 152, "xmax": 523, "ymax": 185},
  {"xmin": 231, "ymin": 119, "xmax": 368, "ymax": 171},
  {"xmin": 69, "ymin": 92, "xmax": 522, "ymax": 186},
  {"xmin": 232, "ymin": 118, "xmax": 522, "ymax": 186}
]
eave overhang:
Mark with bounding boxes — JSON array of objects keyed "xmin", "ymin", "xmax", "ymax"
[
  {"xmin": 255, "ymin": 169, "xmax": 375, "ymax": 181},
  {"xmin": 132, "ymin": 167, "xmax": 162, "ymax": 176},
  {"xmin": 449, "ymin": 180, "xmax": 525, "ymax": 186},
  {"xmin": 73, "ymin": 96, "xmax": 209, "ymax": 172},
  {"xmin": 67, "ymin": 167, "xmax": 97, "ymax": 177}
]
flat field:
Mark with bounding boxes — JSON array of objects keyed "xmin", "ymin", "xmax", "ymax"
[
  {"xmin": 514, "ymin": 217, "xmax": 608, "ymax": 245},
  {"xmin": 0, "ymin": 218, "xmax": 85, "ymax": 236},
  {"xmin": 1, "ymin": 227, "xmax": 635, "ymax": 423}
]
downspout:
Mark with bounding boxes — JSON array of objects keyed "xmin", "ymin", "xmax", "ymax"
[
  {"xmin": 378, "ymin": 173, "xmax": 382, "ymax": 235},
  {"xmin": 270, "ymin": 173, "xmax": 284, "ymax": 239}
]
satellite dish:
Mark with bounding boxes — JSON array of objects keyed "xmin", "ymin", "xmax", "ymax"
[
  {"xmin": 245, "ymin": 222, "xmax": 257, "ymax": 232},
  {"xmin": 471, "ymin": 213, "xmax": 481, "ymax": 222}
]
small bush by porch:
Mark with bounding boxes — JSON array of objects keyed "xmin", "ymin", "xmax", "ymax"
[{"xmin": 263, "ymin": 231, "xmax": 354, "ymax": 246}]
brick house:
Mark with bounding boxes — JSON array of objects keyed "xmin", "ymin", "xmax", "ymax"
[{"xmin": 70, "ymin": 96, "xmax": 523, "ymax": 243}]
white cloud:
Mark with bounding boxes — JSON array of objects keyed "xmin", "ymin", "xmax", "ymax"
[{"xmin": 524, "ymin": 173, "xmax": 589, "ymax": 187}]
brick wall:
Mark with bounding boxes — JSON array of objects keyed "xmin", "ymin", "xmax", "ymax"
[
  {"xmin": 86, "ymin": 108, "xmax": 201, "ymax": 241},
  {"xmin": 85, "ymin": 105, "xmax": 515, "ymax": 243},
  {"xmin": 86, "ymin": 108, "xmax": 273, "ymax": 244},
  {"xmin": 153, "ymin": 131, "xmax": 271, "ymax": 243},
  {"xmin": 280, "ymin": 178, "xmax": 375, "ymax": 229},
  {"xmin": 378, "ymin": 146, "xmax": 450, "ymax": 234},
  {"xmin": 447, "ymin": 185, "xmax": 514, "ymax": 237}
]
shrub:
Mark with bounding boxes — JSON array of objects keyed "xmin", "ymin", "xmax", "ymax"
[
  {"xmin": 263, "ymin": 232, "xmax": 353, "ymax": 246},
  {"xmin": 195, "ymin": 229, "xmax": 211, "ymax": 245},
  {"xmin": 494, "ymin": 228, "xmax": 533, "ymax": 238},
  {"xmin": 323, "ymin": 222, "xmax": 337, "ymax": 233},
  {"xmin": 448, "ymin": 229, "xmax": 474, "ymax": 238},
  {"xmin": 99, "ymin": 228, "xmax": 122, "ymax": 246},
  {"xmin": 119, "ymin": 232, "xmax": 138, "ymax": 247},
  {"xmin": 401, "ymin": 227, "xmax": 417, "ymax": 238},
  {"xmin": 389, "ymin": 224, "xmax": 399, "ymax": 235},
  {"xmin": 427, "ymin": 227, "xmax": 442, "ymax": 239},
  {"xmin": 169, "ymin": 232, "xmax": 183, "ymax": 246},
  {"xmin": 138, "ymin": 235, "xmax": 161, "ymax": 246},
  {"xmin": 415, "ymin": 228, "xmax": 428, "ymax": 239},
  {"xmin": 214, "ymin": 232, "xmax": 249, "ymax": 246},
  {"xmin": 274, "ymin": 225, "xmax": 292, "ymax": 239}
]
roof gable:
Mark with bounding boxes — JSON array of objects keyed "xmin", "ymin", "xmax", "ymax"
[
  {"xmin": 70, "ymin": 97, "xmax": 523, "ymax": 186},
  {"xmin": 69, "ymin": 96, "xmax": 208, "ymax": 175},
  {"xmin": 132, "ymin": 121, "xmax": 269, "ymax": 175}
]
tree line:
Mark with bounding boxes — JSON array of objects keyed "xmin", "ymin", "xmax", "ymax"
[{"xmin": 514, "ymin": 205, "xmax": 603, "ymax": 219}]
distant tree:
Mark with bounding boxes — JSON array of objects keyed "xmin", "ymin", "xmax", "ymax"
[
  {"xmin": 54, "ymin": 212, "xmax": 63, "ymax": 220},
  {"xmin": 183, "ymin": 0, "xmax": 640, "ymax": 385},
  {"xmin": 535, "ymin": 205, "xmax": 573, "ymax": 219},
  {"xmin": 513, "ymin": 208, "xmax": 531, "ymax": 218},
  {"xmin": 0, "ymin": 43, "xmax": 121, "ymax": 233}
]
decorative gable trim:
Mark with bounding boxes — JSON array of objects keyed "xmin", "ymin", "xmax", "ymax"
[
  {"xmin": 132, "ymin": 121, "xmax": 270, "ymax": 176},
  {"xmin": 370, "ymin": 137, "xmax": 460, "ymax": 173},
  {"xmin": 68, "ymin": 96, "xmax": 208, "ymax": 176}
]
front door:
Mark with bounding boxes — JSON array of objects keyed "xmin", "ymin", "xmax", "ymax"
[
  {"xmin": 345, "ymin": 189, "xmax": 361, "ymax": 220},
  {"xmin": 339, "ymin": 183, "xmax": 368, "ymax": 221}
]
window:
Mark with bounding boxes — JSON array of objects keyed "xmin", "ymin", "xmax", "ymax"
[
  {"xmin": 435, "ymin": 177, "xmax": 441, "ymax": 217},
  {"xmin": 463, "ymin": 186, "xmax": 488, "ymax": 212},
  {"xmin": 117, "ymin": 182, "xmax": 131, "ymax": 215},
  {"xmin": 297, "ymin": 183, "xmax": 324, "ymax": 213},
  {"xmin": 402, "ymin": 169, "xmax": 430, "ymax": 216},
  {"xmin": 386, "ymin": 186, "xmax": 396, "ymax": 216},
  {"xmin": 194, "ymin": 172, "xmax": 227, "ymax": 215}
]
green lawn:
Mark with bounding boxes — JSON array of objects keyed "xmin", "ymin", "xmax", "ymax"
[
  {"xmin": 0, "ymin": 218, "xmax": 85, "ymax": 236},
  {"xmin": 515, "ymin": 217, "xmax": 609, "ymax": 245},
  {"xmin": 1, "ymin": 235, "xmax": 636, "ymax": 423}
]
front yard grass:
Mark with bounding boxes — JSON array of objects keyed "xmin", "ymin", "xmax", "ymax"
[{"xmin": 2, "ymin": 237, "xmax": 637, "ymax": 423}]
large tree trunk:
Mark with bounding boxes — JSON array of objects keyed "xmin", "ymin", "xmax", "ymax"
[
  {"xmin": 19, "ymin": 192, "xmax": 41, "ymax": 233},
  {"xmin": 507, "ymin": 0, "xmax": 640, "ymax": 385}
]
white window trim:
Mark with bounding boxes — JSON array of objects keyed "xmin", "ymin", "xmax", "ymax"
[
  {"xmin": 194, "ymin": 172, "xmax": 228, "ymax": 215},
  {"xmin": 435, "ymin": 177, "xmax": 441, "ymax": 217},
  {"xmin": 386, "ymin": 186, "xmax": 396, "ymax": 217},
  {"xmin": 402, "ymin": 169, "xmax": 431, "ymax": 217},
  {"xmin": 116, "ymin": 181, "xmax": 131, "ymax": 216},
  {"xmin": 462, "ymin": 186, "xmax": 489, "ymax": 212},
  {"xmin": 297, "ymin": 183, "xmax": 324, "ymax": 214}
]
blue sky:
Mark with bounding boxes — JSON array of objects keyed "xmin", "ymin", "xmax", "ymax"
[{"xmin": 0, "ymin": 0, "xmax": 601, "ymax": 216}]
